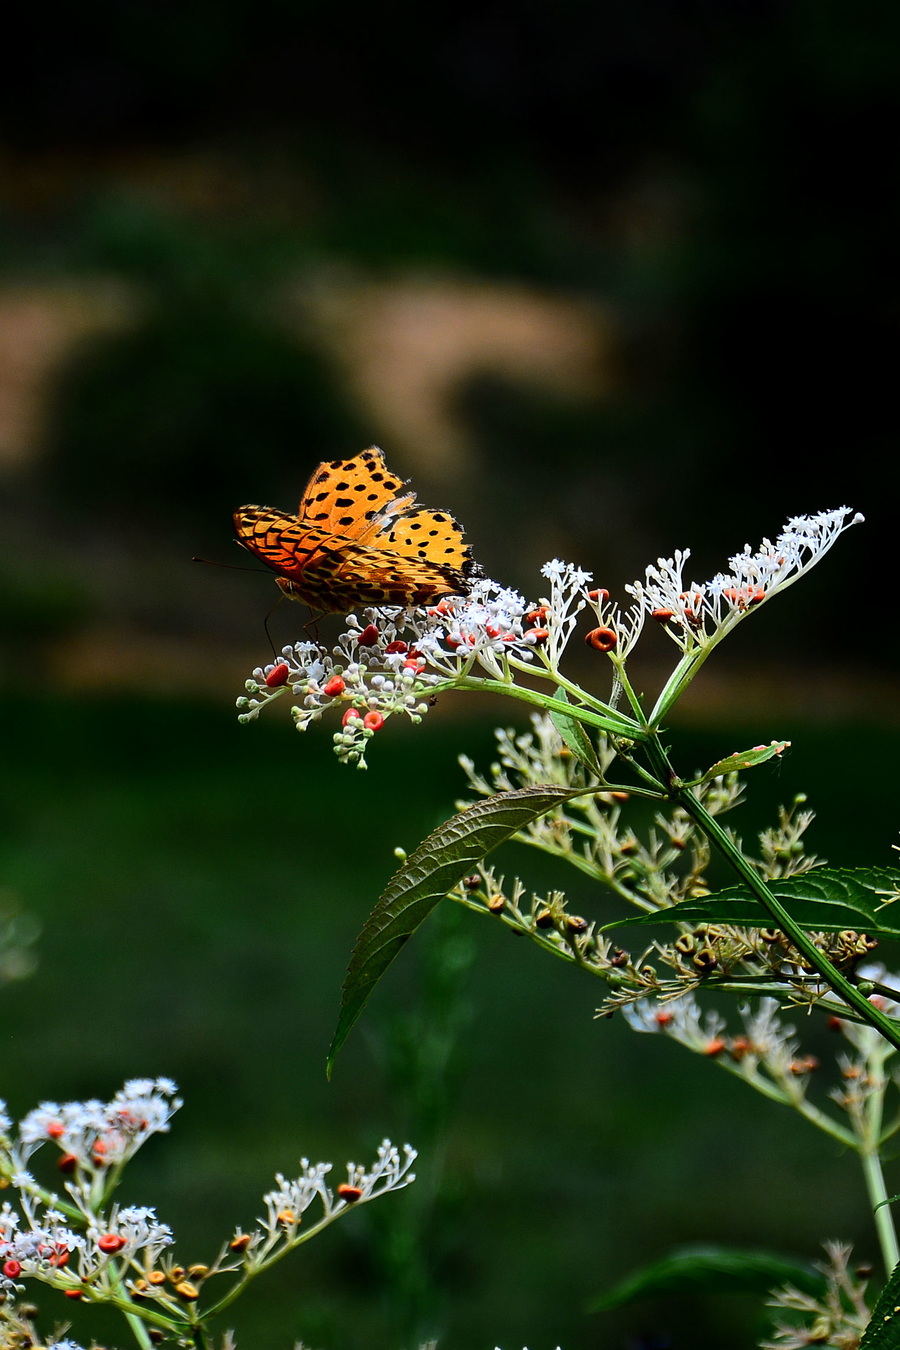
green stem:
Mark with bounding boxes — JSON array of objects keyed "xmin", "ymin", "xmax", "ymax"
[
  {"xmin": 861, "ymin": 1146, "xmax": 899, "ymax": 1275},
  {"xmin": 122, "ymin": 1309, "xmax": 155, "ymax": 1350},
  {"xmin": 645, "ymin": 739, "xmax": 900, "ymax": 1054},
  {"xmin": 608, "ymin": 655, "xmax": 649, "ymax": 725},
  {"xmin": 449, "ymin": 675, "xmax": 648, "ymax": 740}
]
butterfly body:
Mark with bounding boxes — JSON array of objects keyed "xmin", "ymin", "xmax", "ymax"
[{"xmin": 234, "ymin": 446, "xmax": 478, "ymax": 613}]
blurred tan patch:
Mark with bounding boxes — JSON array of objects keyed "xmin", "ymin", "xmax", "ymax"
[
  {"xmin": 292, "ymin": 272, "xmax": 616, "ymax": 478},
  {"xmin": 0, "ymin": 281, "xmax": 137, "ymax": 466}
]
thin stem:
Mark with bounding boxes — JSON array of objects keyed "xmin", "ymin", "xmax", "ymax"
[
  {"xmin": 449, "ymin": 675, "xmax": 649, "ymax": 740},
  {"xmin": 608, "ymin": 655, "xmax": 649, "ymax": 725},
  {"xmin": 860, "ymin": 1147, "xmax": 899, "ymax": 1275},
  {"xmin": 122, "ymin": 1308, "xmax": 156, "ymax": 1350}
]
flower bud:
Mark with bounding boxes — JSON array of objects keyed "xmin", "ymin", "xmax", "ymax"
[
  {"xmin": 584, "ymin": 626, "xmax": 617, "ymax": 652},
  {"xmin": 265, "ymin": 662, "xmax": 291, "ymax": 688}
]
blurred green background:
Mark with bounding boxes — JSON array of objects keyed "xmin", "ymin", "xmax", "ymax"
[{"xmin": 1, "ymin": 3, "xmax": 898, "ymax": 1347}]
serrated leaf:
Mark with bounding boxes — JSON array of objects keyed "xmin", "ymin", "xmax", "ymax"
[
  {"xmin": 589, "ymin": 1244, "xmax": 825, "ymax": 1311},
  {"xmin": 601, "ymin": 867, "xmax": 900, "ymax": 939},
  {"xmin": 860, "ymin": 1258, "xmax": 900, "ymax": 1347},
  {"xmin": 327, "ymin": 785, "xmax": 582, "ymax": 1075},
  {"xmin": 548, "ymin": 686, "xmax": 603, "ymax": 777},
  {"xmin": 691, "ymin": 740, "xmax": 790, "ymax": 785}
]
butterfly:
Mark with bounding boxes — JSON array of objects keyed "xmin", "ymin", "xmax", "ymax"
[{"xmin": 233, "ymin": 446, "xmax": 479, "ymax": 614}]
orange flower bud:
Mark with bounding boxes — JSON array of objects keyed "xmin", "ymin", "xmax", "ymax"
[{"xmin": 584, "ymin": 626, "xmax": 617, "ymax": 652}]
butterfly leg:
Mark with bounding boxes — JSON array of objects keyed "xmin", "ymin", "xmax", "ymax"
[{"xmin": 263, "ymin": 594, "xmax": 287, "ymax": 661}]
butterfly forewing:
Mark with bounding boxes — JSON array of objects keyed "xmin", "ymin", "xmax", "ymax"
[
  {"xmin": 297, "ymin": 447, "xmax": 415, "ymax": 537},
  {"xmin": 233, "ymin": 445, "xmax": 478, "ymax": 614}
]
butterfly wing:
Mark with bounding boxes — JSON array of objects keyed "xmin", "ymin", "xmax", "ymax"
[
  {"xmin": 234, "ymin": 446, "xmax": 479, "ymax": 613},
  {"xmin": 232, "ymin": 506, "xmax": 344, "ymax": 585},
  {"xmin": 297, "ymin": 446, "xmax": 416, "ymax": 539}
]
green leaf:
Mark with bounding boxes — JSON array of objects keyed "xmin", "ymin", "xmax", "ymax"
[
  {"xmin": 690, "ymin": 740, "xmax": 790, "ymax": 785},
  {"xmin": 327, "ymin": 785, "xmax": 583, "ymax": 1076},
  {"xmin": 589, "ymin": 1244, "xmax": 825, "ymax": 1311},
  {"xmin": 548, "ymin": 686, "xmax": 603, "ymax": 777},
  {"xmin": 601, "ymin": 867, "xmax": 900, "ymax": 939},
  {"xmin": 860, "ymin": 1257, "xmax": 900, "ymax": 1347}
]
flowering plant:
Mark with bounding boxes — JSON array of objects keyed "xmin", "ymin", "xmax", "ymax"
[
  {"xmin": 239, "ymin": 504, "xmax": 900, "ymax": 1347},
  {"xmin": 0, "ymin": 1078, "xmax": 415, "ymax": 1349}
]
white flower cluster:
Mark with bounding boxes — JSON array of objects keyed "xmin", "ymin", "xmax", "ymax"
[
  {"xmin": 628, "ymin": 507, "xmax": 864, "ymax": 652},
  {"xmin": 0, "ymin": 1080, "xmax": 182, "ymax": 1298},
  {"xmin": 17, "ymin": 1077, "xmax": 181, "ymax": 1168},
  {"xmin": 0, "ymin": 1079, "xmax": 418, "ymax": 1335},
  {"xmin": 258, "ymin": 1140, "xmax": 416, "ymax": 1233},
  {"xmin": 236, "ymin": 573, "xmax": 587, "ymax": 766}
]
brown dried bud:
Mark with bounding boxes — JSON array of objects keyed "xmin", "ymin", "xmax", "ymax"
[{"xmin": 692, "ymin": 946, "xmax": 717, "ymax": 973}]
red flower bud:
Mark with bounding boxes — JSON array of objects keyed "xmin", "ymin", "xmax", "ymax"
[
  {"xmin": 265, "ymin": 662, "xmax": 290, "ymax": 688},
  {"xmin": 342, "ymin": 708, "xmax": 362, "ymax": 726},
  {"xmin": 323, "ymin": 675, "xmax": 346, "ymax": 697},
  {"xmin": 363, "ymin": 711, "xmax": 384, "ymax": 731},
  {"xmin": 357, "ymin": 624, "xmax": 380, "ymax": 646},
  {"xmin": 584, "ymin": 626, "xmax": 617, "ymax": 652},
  {"xmin": 3, "ymin": 1260, "xmax": 21, "ymax": 1279},
  {"xmin": 337, "ymin": 1184, "xmax": 363, "ymax": 1203},
  {"xmin": 98, "ymin": 1234, "xmax": 126, "ymax": 1254}
]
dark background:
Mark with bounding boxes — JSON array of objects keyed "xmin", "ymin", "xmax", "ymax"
[{"xmin": 0, "ymin": 3, "xmax": 897, "ymax": 1347}]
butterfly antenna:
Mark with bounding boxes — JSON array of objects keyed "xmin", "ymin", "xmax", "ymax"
[{"xmin": 192, "ymin": 556, "xmax": 271, "ymax": 573}]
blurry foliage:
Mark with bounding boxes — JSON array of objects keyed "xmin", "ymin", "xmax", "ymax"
[
  {"xmin": 4, "ymin": 694, "xmax": 898, "ymax": 1349},
  {"xmin": 46, "ymin": 298, "xmax": 366, "ymax": 530}
]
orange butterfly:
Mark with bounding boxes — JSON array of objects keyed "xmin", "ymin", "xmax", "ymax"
[{"xmin": 233, "ymin": 446, "xmax": 479, "ymax": 614}]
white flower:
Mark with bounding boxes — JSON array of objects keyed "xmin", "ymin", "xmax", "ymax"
[{"xmin": 628, "ymin": 507, "xmax": 863, "ymax": 652}]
